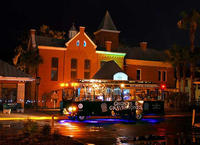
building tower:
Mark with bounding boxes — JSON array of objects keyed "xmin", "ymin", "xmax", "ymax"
[
  {"xmin": 69, "ymin": 23, "xmax": 78, "ymax": 39},
  {"xmin": 94, "ymin": 11, "xmax": 120, "ymax": 52}
]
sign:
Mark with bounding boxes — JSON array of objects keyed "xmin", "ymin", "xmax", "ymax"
[{"xmin": 113, "ymin": 72, "xmax": 128, "ymax": 81}]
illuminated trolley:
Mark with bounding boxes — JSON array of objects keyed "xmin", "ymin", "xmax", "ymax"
[{"xmin": 60, "ymin": 79, "xmax": 165, "ymax": 121}]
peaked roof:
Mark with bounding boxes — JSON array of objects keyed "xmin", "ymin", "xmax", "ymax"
[
  {"xmin": 0, "ymin": 60, "xmax": 31, "ymax": 78},
  {"xmin": 92, "ymin": 60, "xmax": 125, "ymax": 79},
  {"xmin": 98, "ymin": 11, "xmax": 118, "ymax": 31}
]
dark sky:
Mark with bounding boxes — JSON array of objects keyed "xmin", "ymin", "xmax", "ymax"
[{"xmin": 1, "ymin": 0, "xmax": 200, "ymax": 62}]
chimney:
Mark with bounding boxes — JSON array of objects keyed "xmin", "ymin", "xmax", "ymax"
[
  {"xmin": 79, "ymin": 26, "xmax": 85, "ymax": 34},
  {"xmin": 105, "ymin": 41, "xmax": 112, "ymax": 51},
  {"xmin": 140, "ymin": 42, "xmax": 147, "ymax": 51},
  {"xmin": 30, "ymin": 29, "xmax": 36, "ymax": 49}
]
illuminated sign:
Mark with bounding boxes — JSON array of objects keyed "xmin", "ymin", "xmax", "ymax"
[{"xmin": 113, "ymin": 72, "xmax": 128, "ymax": 81}]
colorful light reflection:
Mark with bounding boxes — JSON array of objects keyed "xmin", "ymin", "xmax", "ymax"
[{"xmin": 58, "ymin": 118, "xmax": 163, "ymax": 125}]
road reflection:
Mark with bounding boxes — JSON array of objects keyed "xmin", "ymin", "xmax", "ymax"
[
  {"xmin": 55, "ymin": 118, "xmax": 164, "ymax": 144},
  {"xmin": 54, "ymin": 117, "xmax": 200, "ymax": 145}
]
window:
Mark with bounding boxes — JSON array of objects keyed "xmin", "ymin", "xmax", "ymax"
[
  {"xmin": 84, "ymin": 59, "xmax": 90, "ymax": 79},
  {"xmin": 76, "ymin": 40, "xmax": 80, "ymax": 46},
  {"xmin": 84, "ymin": 41, "xmax": 86, "ymax": 47},
  {"xmin": 158, "ymin": 71, "xmax": 161, "ymax": 81},
  {"xmin": 84, "ymin": 59, "xmax": 90, "ymax": 70},
  {"xmin": 84, "ymin": 72, "xmax": 90, "ymax": 79},
  {"xmin": 71, "ymin": 58, "xmax": 77, "ymax": 69},
  {"xmin": 71, "ymin": 71, "xmax": 77, "ymax": 80},
  {"xmin": 51, "ymin": 57, "xmax": 58, "ymax": 81},
  {"xmin": 185, "ymin": 80, "xmax": 188, "ymax": 87},
  {"xmin": 163, "ymin": 71, "xmax": 166, "ymax": 81},
  {"xmin": 136, "ymin": 69, "xmax": 141, "ymax": 80},
  {"xmin": 71, "ymin": 58, "xmax": 77, "ymax": 80}
]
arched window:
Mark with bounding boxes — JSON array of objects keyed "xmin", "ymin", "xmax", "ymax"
[
  {"xmin": 76, "ymin": 40, "xmax": 80, "ymax": 46},
  {"xmin": 83, "ymin": 41, "xmax": 86, "ymax": 47}
]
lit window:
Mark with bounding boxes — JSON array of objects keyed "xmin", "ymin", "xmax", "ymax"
[
  {"xmin": 84, "ymin": 41, "xmax": 86, "ymax": 47},
  {"xmin": 76, "ymin": 40, "xmax": 80, "ymax": 46}
]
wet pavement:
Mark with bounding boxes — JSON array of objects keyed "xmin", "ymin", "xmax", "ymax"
[
  {"xmin": 55, "ymin": 116, "xmax": 200, "ymax": 145},
  {"xmin": 1, "ymin": 113, "xmax": 200, "ymax": 145}
]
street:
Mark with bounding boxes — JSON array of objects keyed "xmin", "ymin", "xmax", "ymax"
[
  {"xmin": 1, "ymin": 115, "xmax": 200, "ymax": 145},
  {"xmin": 55, "ymin": 116, "xmax": 200, "ymax": 145}
]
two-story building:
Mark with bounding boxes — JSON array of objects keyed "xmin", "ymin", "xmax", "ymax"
[{"xmin": 28, "ymin": 11, "xmax": 175, "ymax": 108}]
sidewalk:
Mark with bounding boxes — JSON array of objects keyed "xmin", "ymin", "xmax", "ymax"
[{"xmin": 0, "ymin": 109, "xmax": 66, "ymax": 121}]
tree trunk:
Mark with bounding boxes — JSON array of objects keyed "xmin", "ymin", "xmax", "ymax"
[
  {"xmin": 176, "ymin": 65, "xmax": 181, "ymax": 92},
  {"xmin": 190, "ymin": 63, "xmax": 195, "ymax": 101},
  {"xmin": 182, "ymin": 62, "xmax": 187, "ymax": 93},
  {"xmin": 189, "ymin": 22, "xmax": 197, "ymax": 101}
]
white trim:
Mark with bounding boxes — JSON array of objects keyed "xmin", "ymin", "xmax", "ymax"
[
  {"xmin": 96, "ymin": 51, "xmax": 126, "ymax": 56},
  {"xmin": 0, "ymin": 76, "xmax": 34, "ymax": 81},
  {"xmin": 94, "ymin": 29, "xmax": 120, "ymax": 35},
  {"xmin": 38, "ymin": 46, "xmax": 66, "ymax": 51},
  {"xmin": 65, "ymin": 32, "xmax": 80, "ymax": 47},
  {"xmin": 84, "ymin": 33, "xmax": 97, "ymax": 49},
  {"xmin": 126, "ymin": 59, "xmax": 172, "ymax": 68}
]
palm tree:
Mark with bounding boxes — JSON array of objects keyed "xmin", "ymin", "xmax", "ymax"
[
  {"xmin": 18, "ymin": 48, "xmax": 43, "ymax": 107},
  {"xmin": 181, "ymin": 47, "xmax": 189, "ymax": 93},
  {"xmin": 19, "ymin": 48, "xmax": 43, "ymax": 75},
  {"xmin": 165, "ymin": 45, "xmax": 183, "ymax": 92},
  {"xmin": 177, "ymin": 9, "xmax": 200, "ymax": 101}
]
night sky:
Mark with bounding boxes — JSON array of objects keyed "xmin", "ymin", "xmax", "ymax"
[{"xmin": 1, "ymin": 0, "xmax": 200, "ymax": 63}]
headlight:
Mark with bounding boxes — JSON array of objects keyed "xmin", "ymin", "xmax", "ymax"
[
  {"xmin": 72, "ymin": 106, "xmax": 77, "ymax": 111},
  {"xmin": 68, "ymin": 106, "xmax": 73, "ymax": 112},
  {"xmin": 68, "ymin": 106, "xmax": 77, "ymax": 112}
]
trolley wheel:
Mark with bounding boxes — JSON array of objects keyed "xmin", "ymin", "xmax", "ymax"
[{"xmin": 136, "ymin": 113, "xmax": 142, "ymax": 120}]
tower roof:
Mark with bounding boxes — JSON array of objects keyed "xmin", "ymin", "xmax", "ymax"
[
  {"xmin": 98, "ymin": 11, "xmax": 117, "ymax": 31},
  {"xmin": 69, "ymin": 23, "xmax": 77, "ymax": 31}
]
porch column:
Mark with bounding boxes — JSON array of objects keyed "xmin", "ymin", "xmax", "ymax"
[{"xmin": 17, "ymin": 82, "xmax": 25, "ymax": 108}]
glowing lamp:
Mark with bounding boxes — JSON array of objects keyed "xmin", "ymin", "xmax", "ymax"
[
  {"xmin": 72, "ymin": 106, "xmax": 77, "ymax": 111},
  {"xmin": 60, "ymin": 83, "xmax": 65, "ymax": 87},
  {"xmin": 65, "ymin": 83, "xmax": 69, "ymax": 87},
  {"xmin": 68, "ymin": 107, "xmax": 73, "ymax": 112},
  {"xmin": 161, "ymin": 84, "xmax": 166, "ymax": 90},
  {"xmin": 120, "ymin": 84, "xmax": 125, "ymax": 88}
]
